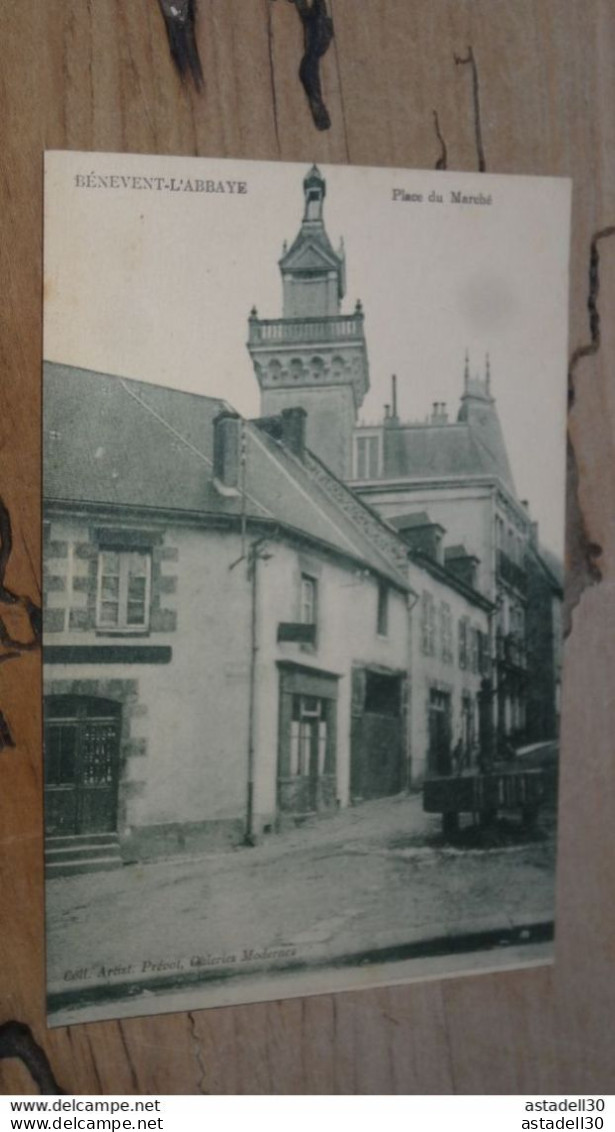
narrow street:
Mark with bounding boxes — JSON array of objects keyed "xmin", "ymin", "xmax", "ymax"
[{"xmin": 47, "ymin": 793, "xmax": 556, "ymax": 1020}]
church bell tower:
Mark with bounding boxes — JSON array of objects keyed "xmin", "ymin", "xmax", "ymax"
[{"xmin": 247, "ymin": 165, "xmax": 370, "ymax": 479}]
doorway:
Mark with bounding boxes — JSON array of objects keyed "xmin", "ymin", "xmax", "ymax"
[
  {"xmin": 428, "ymin": 689, "xmax": 452, "ymax": 776},
  {"xmin": 350, "ymin": 668, "xmax": 404, "ymax": 800},
  {"xmin": 289, "ymin": 695, "xmax": 328, "ymax": 812},
  {"xmin": 44, "ymin": 695, "xmax": 121, "ymax": 836},
  {"xmin": 277, "ymin": 664, "xmax": 339, "ymax": 816}
]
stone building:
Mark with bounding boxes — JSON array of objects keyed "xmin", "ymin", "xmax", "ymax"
[
  {"xmin": 248, "ymin": 163, "xmax": 562, "ymax": 755},
  {"xmin": 352, "ymin": 364, "xmax": 534, "ymax": 750},
  {"xmin": 524, "ymin": 539, "xmax": 563, "ymax": 743},
  {"xmin": 400, "ymin": 521, "xmax": 493, "ymax": 782},
  {"xmin": 43, "ymin": 362, "xmax": 410, "ymax": 871}
]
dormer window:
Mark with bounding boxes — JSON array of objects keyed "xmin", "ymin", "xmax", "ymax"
[{"xmin": 354, "ymin": 433, "xmax": 381, "ymax": 479}]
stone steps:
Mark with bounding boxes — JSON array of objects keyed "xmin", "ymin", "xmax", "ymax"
[{"xmin": 45, "ymin": 832, "xmax": 123, "ymax": 878}]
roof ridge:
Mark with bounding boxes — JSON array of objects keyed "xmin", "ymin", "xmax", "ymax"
[
  {"xmin": 245, "ymin": 423, "xmax": 380, "ymax": 569},
  {"xmin": 301, "ymin": 450, "xmax": 410, "ymax": 585},
  {"xmin": 466, "ymin": 414, "xmax": 515, "ymax": 491},
  {"xmin": 44, "ymin": 360, "xmax": 228, "ymax": 408},
  {"xmin": 119, "ymin": 380, "xmax": 273, "ymax": 520}
]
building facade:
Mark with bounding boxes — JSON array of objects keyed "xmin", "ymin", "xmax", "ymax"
[
  {"xmin": 43, "ymin": 363, "xmax": 410, "ymax": 866},
  {"xmin": 249, "ymin": 164, "xmax": 562, "ymax": 755}
]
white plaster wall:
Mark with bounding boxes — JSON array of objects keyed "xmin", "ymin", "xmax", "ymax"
[
  {"xmin": 253, "ymin": 541, "xmax": 409, "ymax": 824},
  {"xmin": 359, "ymin": 484, "xmax": 496, "ymax": 599},
  {"xmin": 44, "ymin": 516, "xmax": 409, "ymax": 835},
  {"xmin": 406, "ymin": 558, "xmax": 489, "ymax": 782}
]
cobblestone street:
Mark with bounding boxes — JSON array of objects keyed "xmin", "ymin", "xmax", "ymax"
[{"xmin": 47, "ymin": 793, "xmax": 556, "ymax": 1021}]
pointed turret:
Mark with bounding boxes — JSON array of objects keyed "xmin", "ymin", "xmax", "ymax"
[
  {"xmin": 302, "ymin": 164, "xmax": 326, "ymax": 221},
  {"xmin": 246, "ymin": 165, "xmax": 369, "ymax": 479},
  {"xmin": 457, "ymin": 352, "xmax": 515, "ymax": 491},
  {"xmin": 278, "ymin": 164, "xmax": 346, "ymax": 318}
]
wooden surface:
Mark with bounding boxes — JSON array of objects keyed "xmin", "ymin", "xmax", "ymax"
[{"xmin": 1, "ymin": 0, "xmax": 614, "ymax": 1094}]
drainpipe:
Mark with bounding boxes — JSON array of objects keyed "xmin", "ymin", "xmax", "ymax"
[
  {"xmin": 245, "ymin": 536, "xmax": 269, "ymax": 846},
  {"xmin": 405, "ymin": 581, "xmax": 420, "ymax": 791}
]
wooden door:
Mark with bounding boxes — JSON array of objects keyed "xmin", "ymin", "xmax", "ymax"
[
  {"xmin": 351, "ymin": 670, "xmax": 403, "ymax": 799},
  {"xmin": 428, "ymin": 690, "xmax": 452, "ymax": 777},
  {"xmin": 44, "ymin": 697, "xmax": 121, "ymax": 836}
]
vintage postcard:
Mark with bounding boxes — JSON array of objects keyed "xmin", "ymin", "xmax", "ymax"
[{"xmin": 43, "ymin": 152, "xmax": 571, "ymax": 1025}]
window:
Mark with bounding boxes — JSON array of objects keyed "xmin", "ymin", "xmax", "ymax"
[
  {"xmin": 97, "ymin": 549, "xmax": 151, "ymax": 632},
  {"xmin": 458, "ymin": 617, "xmax": 469, "ymax": 669},
  {"xmin": 477, "ymin": 630, "xmax": 489, "ymax": 675},
  {"xmin": 289, "ymin": 696, "xmax": 328, "ymax": 777},
  {"xmin": 377, "ymin": 581, "xmax": 389, "ymax": 636},
  {"xmin": 469, "ymin": 626, "xmax": 480, "ymax": 673},
  {"xmin": 421, "ymin": 592, "xmax": 436, "ymax": 656},
  {"xmin": 364, "ymin": 671, "xmax": 401, "ymax": 716},
  {"xmin": 300, "ymin": 574, "xmax": 317, "ymax": 626},
  {"xmin": 440, "ymin": 602, "xmax": 453, "ymax": 663},
  {"xmin": 354, "ymin": 434, "xmax": 380, "ymax": 479}
]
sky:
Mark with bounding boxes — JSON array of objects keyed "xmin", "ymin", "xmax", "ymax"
[{"xmin": 44, "ymin": 152, "xmax": 571, "ymax": 555}]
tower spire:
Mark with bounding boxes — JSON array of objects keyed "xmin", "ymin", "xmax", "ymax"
[
  {"xmin": 303, "ymin": 164, "xmax": 326, "ymax": 223},
  {"xmin": 485, "ymin": 351, "xmax": 491, "ymax": 395},
  {"xmin": 464, "ymin": 349, "xmax": 470, "ymax": 393},
  {"xmin": 247, "ymin": 164, "xmax": 369, "ymax": 480}
]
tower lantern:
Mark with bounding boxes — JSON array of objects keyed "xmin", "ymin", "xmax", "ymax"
[
  {"xmin": 303, "ymin": 163, "xmax": 326, "ymax": 222},
  {"xmin": 247, "ymin": 165, "xmax": 370, "ymax": 479}
]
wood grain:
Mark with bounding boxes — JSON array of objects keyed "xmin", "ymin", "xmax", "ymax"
[{"xmin": 1, "ymin": 0, "xmax": 614, "ymax": 1094}]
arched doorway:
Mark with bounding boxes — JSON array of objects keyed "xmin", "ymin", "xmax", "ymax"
[{"xmin": 44, "ymin": 696, "xmax": 121, "ymax": 836}]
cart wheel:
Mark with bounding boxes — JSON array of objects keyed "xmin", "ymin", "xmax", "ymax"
[
  {"xmin": 442, "ymin": 811, "xmax": 459, "ymax": 839},
  {"xmin": 479, "ymin": 808, "xmax": 497, "ymax": 828},
  {"xmin": 522, "ymin": 805, "xmax": 539, "ymax": 831}
]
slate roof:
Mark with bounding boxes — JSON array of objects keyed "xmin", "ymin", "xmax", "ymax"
[
  {"xmin": 406, "ymin": 550, "xmax": 494, "ymax": 613},
  {"xmin": 380, "ymin": 421, "xmax": 514, "ymax": 490},
  {"xmin": 44, "ymin": 362, "xmax": 408, "ymax": 590},
  {"xmin": 445, "ymin": 544, "xmax": 478, "ymax": 561},
  {"xmin": 388, "ymin": 511, "xmax": 443, "ymax": 532},
  {"xmin": 279, "ymin": 167, "xmax": 345, "ymax": 296},
  {"xmin": 281, "ymin": 227, "xmax": 342, "ymax": 273}
]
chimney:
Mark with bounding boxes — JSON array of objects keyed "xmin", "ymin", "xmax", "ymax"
[
  {"xmin": 213, "ymin": 410, "xmax": 242, "ymax": 492},
  {"xmin": 391, "ymin": 374, "xmax": 398, "ymax": 420},
  {"xmin": 281, "ymin": 406, "xmax": 307, "ymax": 460},
  {"xmin": 432, "ymin": 402, "xmax": 448, "ymax": 423}
]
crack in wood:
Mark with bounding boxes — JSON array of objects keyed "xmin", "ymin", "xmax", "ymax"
[
  {"xmin": 285, "ymin": 0, "xmax": 334, "ymax": 131},
  {"xmin": 454, "ymin": 46, "xmax": 486, "ymax": 171},
  {"xmin": 0, "ymin": 1022, "xmax": 64, "ymax": 1095},
  {"xmin": 266, "ymin": 0, "xmax": 282, "ymax": 152},
  {"xmin": 568, "ymin": 226, "xmax": 615, "ymax": 406},
  {"xmin": 188, "ymin": 1011, "xmax": 208, "ymax": 1093},
  {"xmin": 564, "ymin": 226, "xmax": 615, "ymax": 626},
  {"xmin": 156, "ymin": 0, "xmax": 203, "ymax": 90},
  {"xmin": 433, "ymin": 109, "xmax": 448, "ymax": 170}
]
